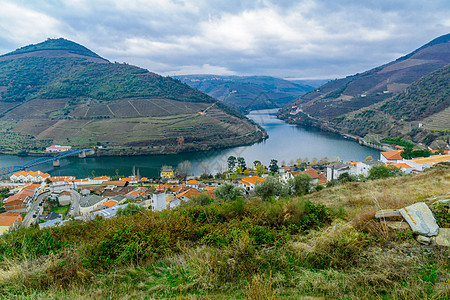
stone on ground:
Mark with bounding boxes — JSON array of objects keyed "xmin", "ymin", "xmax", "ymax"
[{"xmin": 399, "ymin": 202, "xmax": 439, "ymax": 236}]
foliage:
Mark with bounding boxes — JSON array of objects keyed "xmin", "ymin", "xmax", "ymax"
[
  {"xmin": 287, "ymin": 173, "xmax": 313, "ymax": 196},
  {"xmin": 268, "ymin": 159, "xmax": 278, "ymax": 174},
  {"xmin": 237, "ymin": 157, "xmax": 246, "ymax": 170},
  {"xmin": 401, "ymin": 145, "xmax": 432, "ymax": 159},
  {"xmin": 190, "ymin": 193, "xmax": 213, "ymax": 206},
  {"xmin": 227, "ymin": 156, "xmax": 237, "ymax": 171},
  {"xmin": 214, "ymin": 182, "xmax": 244, "ymax": 202},
  {"xmin": 254, "ymin": 176, "xmax": 286, "ymax": 201},
  {"xmin": 432, "ymin": 203, "xmax": 450, "ymax": 228},
  {"xmin": 116, "ymin": 204, "xmax": 145, "ymax": 217},
  {"xmin": 367, "ymin": 164, "xmax": 402, "ymax": 180},
  {"xmin": 381, "ymin": 137, "xmax": 415, "ymax": 148}
]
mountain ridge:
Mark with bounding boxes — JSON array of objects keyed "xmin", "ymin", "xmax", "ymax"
[
  {"xmin": 0, "ymin": 38, "xmax": 265, "ymax": 155},
  {"xmin": 278, "ymin": 33, "xmax": 450, "ymax": 147}
]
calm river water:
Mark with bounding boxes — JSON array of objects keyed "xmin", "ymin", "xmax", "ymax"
[{"xmin": 0, "ymin": 109, "xmax": 380, "ymax": 178}]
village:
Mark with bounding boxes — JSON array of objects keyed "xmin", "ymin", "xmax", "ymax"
[{"xmin": 0, "ymin": 148, "xmax": 449, "ymax": 234}]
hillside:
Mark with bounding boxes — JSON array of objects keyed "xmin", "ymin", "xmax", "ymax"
[
  {"xmin": 335, "ymin": 64, "xmax": 450, "ymax": 144},
  {"xmin": 175, "ymin": 75, "xmax": 314, "ymax": 112},
  {"xmin": 0, "ymin": 165, "xmax": 448, "ymax": 298},
  {"xmin": 279, "ymin": 33, "xmax": 450, "ymax": 145},
  {"xmin": 0, "ymin": 39, "xmax": 266, "ymax": 155}
]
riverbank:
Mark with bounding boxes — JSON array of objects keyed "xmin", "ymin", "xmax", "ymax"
[{"xmin": 277, "ymin": 110, "xmax": 395, "ymax": 152}]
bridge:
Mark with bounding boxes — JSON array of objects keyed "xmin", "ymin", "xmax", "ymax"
[{"xmin": 0, "ymin": 149, "xmax": 94, "ymax": 179}]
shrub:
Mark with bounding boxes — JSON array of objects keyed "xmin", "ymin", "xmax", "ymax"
[
  {"xmin": 214, "ymin": 182, "xmax": 244, "ymax": 202},
  {"xmin": 288, "ymin": 173, "xmax": 313, "ymax": 196},
  {"xmin": 368, "ymin": 164, "xmax": 402, "ymax": 180}
]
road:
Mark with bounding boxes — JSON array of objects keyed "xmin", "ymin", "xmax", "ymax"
[
  {"xmin": 21, "ymin": 191, "xmax": 49, "ymax": 228},
  {"xmin": 69, "ymin": 190, "xmax": 81, "ymax": 217}
]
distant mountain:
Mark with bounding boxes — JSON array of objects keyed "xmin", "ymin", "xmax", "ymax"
[
  {"xmin": 174, "ymin": 75, "xmax": 314, "ymax": 112},
  {"xmin": 279, "ymin": 33, "xmax": 450, "ymax": 146},
  {"xmin": 0, "ymin": 38, "xmax": 265, "ymax": 155}
]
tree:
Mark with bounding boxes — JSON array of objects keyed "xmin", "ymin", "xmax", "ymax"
[
  {"xmin": 227, "ymin": 156, "xmax": 237, "ymax": 171},
  {"xmin": 269, "ymin": 159, "xmax": 279, "ymax": 174},
  {"xmin": 255, "ymin": 163, "xmax": 267, "ymax": 176},
  {"xmin": 214, "ymin": 182, "xmax": 244, "ymax": 202},
  {"xmin": 237, "ymin": 157, "xmax": 246, "ymax": 170},
  {"xmin": 177, "ymin": 161, "xmax": 192, "ymax": 177},
  {"xmin": 117, "ymin": 203, "xmax": 145, "ymax": 216},
  {"xmin": 365, "ymin": 156, "xmax": 373, "ymax": 161},
  {"xmin": 288, "ymin": 173, "xmax": 313, "ymax": 196},
  {"xmin": 45, "ymin": 178, "xmax": 52, "ymax": 185},
  {"xmin": 191, "ymin": 193, "xmax": 213, "ymax": 206},
  {"xmin": 253, "ymin": 160, "xmax": 261, "ymax": 168},
  {"xmin": 254, "ymin": 176, "xmax": 284, "ymax": 201},
  {"xmin": 368, "ymin": 165, "xmax": 402, "ymax": 180}
]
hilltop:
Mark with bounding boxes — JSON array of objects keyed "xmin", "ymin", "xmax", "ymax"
[
  {"xmin": 0, "ymin": 39, "xmax": 266, "ymax": 155},
  {"xmin": 175, "ymin": 75, "xmax": 315, "ymax": 113},
  {"xmin": 279, "ymin": 33, "xmax": 450, "ymax": 146}
]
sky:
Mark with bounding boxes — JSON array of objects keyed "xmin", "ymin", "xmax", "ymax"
[{"xmin": 0, "ymin": 0, "xmax": 449, "ymax": 79}]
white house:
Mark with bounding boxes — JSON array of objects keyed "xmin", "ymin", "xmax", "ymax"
[
  {"xmin": 326, "ymin": 163, "xmax": 353, "ymax": 182},
  {"xmin": 238, "ymin": 176, "xmax": 265, "ymax": 192},
  {"xmin": 151, "ymin": 193, "xmax": 167, "ymax": 212},
  {"xmin": 380, "ymin": 150, "xmax": 402, "ymax": 163},
  {"xmin": 10, "ymin": 171, "xmax": 50, "ymax": 183},
  {"xmin": 46, "ymin": 145, "xmax": 72, "ymax": 152}
]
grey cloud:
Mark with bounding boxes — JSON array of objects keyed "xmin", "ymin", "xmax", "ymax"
[{"xmin": 0, "ymin": 0, "xmax": 449, "ymax": 78}]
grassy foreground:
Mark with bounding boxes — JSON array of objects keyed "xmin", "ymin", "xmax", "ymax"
[{"xmin": 0, "ymin": 166, "xmax": 449, "ymax": 299}]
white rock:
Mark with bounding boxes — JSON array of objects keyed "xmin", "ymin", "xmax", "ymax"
[
  {"xmin": 399, "ymin": 202, "xmax": 439, "ymax": 237},
  {"xmin": 416, "ymin": 235, "xmax": 431, "ymax": 245},
  {"xmin": 375, "ymin": 209, "xmax": 402, "ymax": 219},
  {"xmin": 435, "ymin": 228, "xmax": 450, "ymax": 247}
]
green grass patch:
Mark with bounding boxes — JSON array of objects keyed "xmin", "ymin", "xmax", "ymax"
[{"xmin": 51, "ymin": 205, "xmax": 70, "ymax": 215}]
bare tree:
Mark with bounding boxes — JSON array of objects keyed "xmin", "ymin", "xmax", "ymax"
[{"xmin": 177, "ymin": 161, "xmax": 192, "ymax": 177}]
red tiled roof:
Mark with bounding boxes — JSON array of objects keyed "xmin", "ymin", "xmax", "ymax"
[{"xmin": 381, "ymin": 150, "xmax": 402, "ymax": 160}]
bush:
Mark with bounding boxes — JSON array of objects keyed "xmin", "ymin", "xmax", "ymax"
[
  {"xmin": 214, "ymin": 182, "xmax": 244, "ymax": 202},
  {"xmin": 368, "ymin": 164, "xmax": 402, "ymax": 180},
  {"xmin": 254, "ymin": 177, "xmax": 285, "ymax": 201},
  {"xmin": 116, "ymin": 204, "xmax": 145, "ymax": 217},
  {"xmin": 288, "ymin": 173, "xmax": 313, "ymax": 195}
]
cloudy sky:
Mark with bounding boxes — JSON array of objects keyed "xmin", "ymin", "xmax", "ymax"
[{"xmin": 0, "ymin": 0, "xmax": 449, "ymax": 79}]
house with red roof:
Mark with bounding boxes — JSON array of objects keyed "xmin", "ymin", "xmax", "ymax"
[
  {"xmin": 0, "ymin": 211, "xmax": 23, "ymax": 234},
  {"xmin": 380, "ymin": 150, "xmax": 403, "ymax": 163},
  {"xmin": 238, "ymin": 176, "xmax": 265, "ymax": 191}
]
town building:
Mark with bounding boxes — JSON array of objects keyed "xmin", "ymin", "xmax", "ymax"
[
  {"xmin": 380, "ymin": 150, "xmax": 403, "ymax": 163},
  {"xmin": 10, "ymin": 170, "xmax": 50, "ymax": 183},
  {"xmin": 45, "ymin": 145, "xmax": 72, "ymax": 152},
  {"xmin": 79, "ymin": 195, "xmax": 108, "ymax": 215},
  {"xmin": 160, "ymin": 166, "xmax": 174, "ymax": 179},
  {"xmin": 0, "ymin": 211, "xmax": 23, "ymax": 234},
  {"xmin": 238, "ymin": 176, "xmax": 265, "ymax": 192},
  {"xmin": 151, "ymin": 193, "xmax": 167, "ymax": 211}
]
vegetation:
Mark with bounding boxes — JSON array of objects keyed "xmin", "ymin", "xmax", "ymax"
[
  {"xmin": 0, "ymin": 165, "xmax": 448, "ymax": 298},
  {"xmin": 367, "ymin": 164, "xmax": 402, "ymax": 180},
  {"xmin": 214, "ymin": 182, "xmax": 244, "ymax": 202},
  {"xmin": 0, "ymin": 38, "xmax": 265, "ymax": 153},
  {"xmin": 381, "ymin": 137, "xmax": 415, "ymax": 148}
]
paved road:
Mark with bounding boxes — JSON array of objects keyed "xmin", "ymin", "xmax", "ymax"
[
  {"xmin": 69, "ymin": 190, "xmax": 81, "ymax": 217},
  {"xmin": 21, "ymin": 191, "xmax": 49, "ymax": 228}
]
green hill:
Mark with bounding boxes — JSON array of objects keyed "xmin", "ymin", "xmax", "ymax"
[
  {"xmin": 279, "ymin": 33, "xmax": 450, "ymax": 146},
  {"xmin": 0, "ymin": 39, "xmax": 265, "ymax": 155},
  {"xmin": 175, "ymin": 75, "xmax": 314, "ymax": 113}
]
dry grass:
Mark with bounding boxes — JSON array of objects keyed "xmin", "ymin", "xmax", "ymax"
[{"xmin": 307, "ymin": 167, "xmax": 450, "ymax": 219}]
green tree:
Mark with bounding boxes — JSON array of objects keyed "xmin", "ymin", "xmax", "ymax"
[
  {"xmin": 268, "ymin": 159, "xmax": 279, "ymax": 174},
  {"xmin": 253, "ymin": 160, "xmax": 261, "ymax": 168},
  {"xmin": 191, "ymin": 193, "xmax": 213, "ymax": 206},
  {"xmin": 214, "ymin": 182, "xmax": 244, "ymax": 202},
  {"xmin": 45, "ymin": 178, "xmax": 52, "ymax": 184},
  {"xmin": 254, "ymin": 176, "xmax": 284, "ymax": 201},
  {"xmin": 288, "ymin": 173, "xmax": 313, "ymax": 196},
  {"xmin": 255, "ymin": 163, "xmax": 267, "ymax": 176},
  {"xmin": 227, "ymin": 156, "xmax": 237, "ymax": 171},
  {"xmin": 237, "ymin": 157, "xmax": 246, "ymax": 170},
  {"xmin": 368, "ymin": 165, "xmax": 402, "ymax": 180},
  {"xmin": 117, "ymin": 203, "xmax": 145, "ymax": 217}
]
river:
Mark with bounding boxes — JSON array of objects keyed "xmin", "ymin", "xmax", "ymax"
[{"xmin": 0, "ymin": 109, "xmax": 380, "ymax": 178}]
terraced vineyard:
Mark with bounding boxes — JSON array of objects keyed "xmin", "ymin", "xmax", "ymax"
[{"xmin": 0, "ymin": 39, "xmax": 265, "ymax": 154}]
